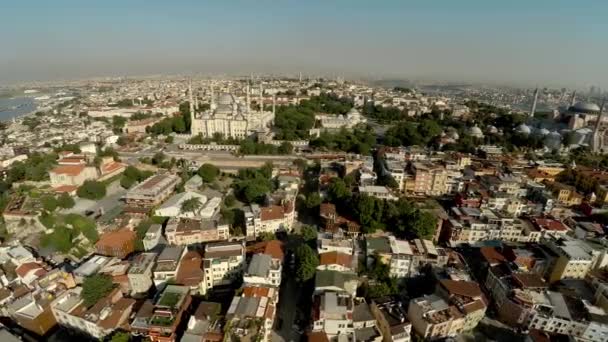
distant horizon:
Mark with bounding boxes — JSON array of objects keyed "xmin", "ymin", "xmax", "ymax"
[{"xmin": 2, "ymin": 1, "xmax": 607, "ymax": 89}]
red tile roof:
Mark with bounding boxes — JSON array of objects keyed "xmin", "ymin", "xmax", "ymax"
[
  {"xmin": 15, "ymin": 262, "xmax": 44, "ymax": 279},
  {"xmin": 532, "ymin": 218, "xmax": 569, "ymax": 232},
  {"xmin": 176, "ymin": 251, "xmax": 203, "ymax": 287},
  {"xmin": 247, "ymin": 240, "xmax": 284, "ymax": 260},
  {"xmin": 50, "ymin": 164, "xmax": 86, "ymax": 176},
  {"xmin": 479, "ymin": 247, "xmax": 507, "ymax": 266},
  {"xmin": 260, "ymin": 205, "xmax": 285, "ymax": 221},
  {"xmin": 319, "ymin": 251, "xmax": 352, "ymax": 268},
  {"xmin": 440, "ymin": 279, "xmax": 483, "ymax": 299},
  {"xmin": 242, "ymin": 286, "xmax": 272, "ymax": 298}
]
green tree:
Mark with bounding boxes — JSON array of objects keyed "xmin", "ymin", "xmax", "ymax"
[
  {"xmin": 305, "ymin": 193, "xmax": 322, "ymax": 209},
  {"xmin": 295, "ymin": 244, "xmax": 319, "ymax": 282},
  {"xmin": 198, "ymin": 164, "xmax": 220, "ymax": 183},
  {"xmin": 258, "ymin": 232, "xmax": 276, "ymax": 241},
  {"xmin": 56, "ymin": 193, "xmax": 75, "ymax": 209},
  {"xmin": 81, "ymin": 274, "xmax": 114, "ymax": 307},
  {"xmin": 110, "ymin": 331, "xmax": 131, "ymax": 342},
  {"xmin": 41, "ymin": 226, "xmax": 72, "ymax": 253},
  {"xmin": 300, "ymin": 225, "xmax": 318, "ymax": 242},
  {"xmin": 180, "ymin": 197, "xmax": 203, "ymax": 216},
  {"xmin": 77, "ymin": 181, "xmax": 106, "ymax": 200},
  {"xmin": 224, "ymin": 194, "xmax": 236, "ymax": 207},
  {"xmin": 327, "ymin": 178, "xmax": 350, "ymax": 202},
  {"xmin": 151, "ymin": 152, "xmax": 166, "ymax": 165},
  {"xmin": 40, "ymin": 195, "xmax": 58, "ymax": 212},
  {"xmin": 408, "ymin": 211, "xmax": 437, "ymax": 239},
  {"xmin": 278, "ymin": 142, "xmax": 294, "ymax": 155}
]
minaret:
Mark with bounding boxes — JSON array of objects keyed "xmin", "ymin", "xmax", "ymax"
[
  {"xmin": 272, "ymin": 94, "xmax": 276, "ymax": 115},
  {"xmin": 570, "ymin": 91, "xmax": 577, "ymax": 107},
  {"xmin": 246, "ymin": 83, "xmax": 251, "ymax": 113},
  {"xmin": 591, "ymin": 97, "xmax": 606, "ymax": 153},
  {"xmin": 210, "ymin": 81, "xmax": 216, "ymax": 110},
  {"xmin": 530, "ymin": 88, "xmax": 539, "ymax": 117},
  {"xmin": 188, "ymin": 79, "xmax": 194, "ymax": 114},
  {"xmin": 259, "ymin": 83, "xmax": 263, "ymax": 113}
]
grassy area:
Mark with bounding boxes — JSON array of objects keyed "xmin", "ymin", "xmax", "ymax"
[{"xmin": 158, "ymin": 292, "xmax": 181, "ymax": 308}]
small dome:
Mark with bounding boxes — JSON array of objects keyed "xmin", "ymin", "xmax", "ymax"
[
  {"xmin": 448, "ymin": 130, "xmax": 460, "ymax": 140},
  {"xmin": 515, "ymin": 124, "xmax": 532, "ymax": 135},
  {"xmin": 346, "ymin": 108, "xmax": 361, "ymax": 118},
  {"xmin": 487, "ymin": 125, "xmax": 498, "ymax": 134},
  {"xmin": 469, "ymin": 125, "xmax": 484, "ymax": 137},
  {"xmin": 218, "ymin": 93, "xmax": 234, "ymax": 105},
  {"xmin": 537, "ymin": 128, "xmax": 550, "ymax": 136},
  {"xmin": 570, "ymin": 101, "xmax": 601, "ymax": 114},
  {"xmin": 547, "ymin": 131, "xmax": 562, "ymax": 139}
]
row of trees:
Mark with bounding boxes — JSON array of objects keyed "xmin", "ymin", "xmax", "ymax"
[
  {"xmin": 40, "ymin": 213, "xmax": 99, "ymax": 253},
  {"xmin": 40, "ymin": 193, "xmax": 75, "ymax": 212},
  {"xmin": 5, "ymin": 152, "xmax": 58, "ymax": 183},
  {"xmin": 77, "ymin": 180, "xmax": 106, "ymax": 200}
]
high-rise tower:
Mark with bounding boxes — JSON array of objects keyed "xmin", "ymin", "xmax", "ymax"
[
  {"xmin": 530, "ymin": 88, "xmax": 539, "ymax": 117},
  {"xmin": 591, "ymin": 98, "xmax": 606, "ymax": 153}
]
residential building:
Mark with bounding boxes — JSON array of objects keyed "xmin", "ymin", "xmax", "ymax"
[
  {"xmin": 51, "ymin": 287, "xmax": 135, "ymax": 340},
  {"xmin": 244, "ymin": 201, "xmax": 296, "ymax": 238},
  {"xmin": 95, "ymin": 228, "xmax": 136, "ymax": 259},
  {"xmin": 182, "ymin": 301, "xmax": 223, "ymax": 342},
  {"xmin": 407, "ymin": 294, "xmax": 465, "ymax": 340},
  {"xmin": 435, "ymin": 280, "xmax": 487, "ymax": 331},
  {"xmin": 128, "ymin": 252, "xmax": 157, "ymax": 295},
  {"xmin": 202, "ymin": 242, "xmax": 245, "ymax": 292},
  {"xmin": 317, "ymin": 251, "xmax": 354, "ymax": 273},
  {"xmin": 314, "ymin": 270, "xmax": 358, "ymax": 297},
  {"xmin": 407, "ymin": 162, "xmax": 449, "ymax": 196},
  {"xmin": 175, "ymin": 251, "xmax": 205, "ymax": 295},
  {"xmin": 154, "ymin": 191, "xmax": 209, "ymax": 218},
  {"xmin": 311, "ymin": 292, "xmax": 355, "ymax": 339},
  {"xmin": 143, "ymin": 224, "xmax": 165, "ymax": 251},
  {"xmin": 358, "ymin": 185, "xmax": 397, "ymax": 201},
  {"xmin": 243, "ymin": 253, "xmax": 282, "ymax": 287},
  {"xmin": 131, "ymin": 285, "xmax": 192, "ymax": 342},
  {"xmin": 124, "ymin": 173, "xmax": 180, "ymax": 207},
  {"xmin": 370, "ymin": 299, "xmax": 411, "ymax": 342},
  {"xmin": 153, "ymin": 246, "xmax": 186, "ymax": 287},
  {"xmin": 165, "ymin": 217, "xmax": 229, "ymax": 246},
  {"xmin": 545, "ymin": 237, "xmax": 596, "ymax": 283},
  {"xmin": 225, "ymin": 286, "xmax": 278, "ymax": 342}
]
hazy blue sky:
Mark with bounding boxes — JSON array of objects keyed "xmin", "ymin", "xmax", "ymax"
[{"xmin": 1, "ymin": 1, "xmax": 607, "ymax": 88}]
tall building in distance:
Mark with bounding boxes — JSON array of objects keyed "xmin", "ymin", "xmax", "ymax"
[{"xmin": 190, "ymin": 81, "xmax": 275, "ymax": 139}]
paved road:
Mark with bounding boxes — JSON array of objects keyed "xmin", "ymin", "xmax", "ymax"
[
  {"xmin": 271, "ymin": 267, "xmax": 303, "ymax": 342},
  {"xmin": 61, "ymin": 181, "xmax": 126, "ymax": 218}
]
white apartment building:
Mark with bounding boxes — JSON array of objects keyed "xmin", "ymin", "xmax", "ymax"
[
  {"xmin": 127, "ymin": 252, "xmax": 157, "ymax": 295},
  {"xmin": 243, "ymin": 253, "xmax": 282, "ymax": 287},
  {"xmin": 312, "ymin": 292, "xmax": 355, "ymax": 339},
  {"xmin": 202, "ymin": 242, "xmax": 245, "ymax": 292}
]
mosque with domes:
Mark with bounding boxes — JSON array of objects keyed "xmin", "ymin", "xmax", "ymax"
[
  {"xmin": 190, "ymin": 82, "xmax": 275, "ymax": 139},
  {"xmin": 309, "ymin": 107, "xmax": 367, "ymax": 136}
]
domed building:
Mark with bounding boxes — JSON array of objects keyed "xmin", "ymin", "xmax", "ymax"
[
  {"xmin": 515, "ymin": 123, "xmax": 532, "ymax": 135},
  {"xmin": 191, "ymin": 83, "xmax": 275, "ymax": 139},
  {"xmin": 537, "ymin": 128, "xmax": 550, "ymax": 136},
  {"xmin": 567, "ymin": 101, "xmax": 604, "ymax": 130},
  {"xmin": 468, "ymin": 125, "xmax": 484, "ymax": 139},
  {"xmin": 312, "ymin": 107, "xmax": 367, "ymax": 134},
  {"xmin": 544, "ymin": 131, "xmax": 562, "ymax": 150},
  {"xmin": 487, "ymin": 125, "xmax": 498, "ymax": 134}
]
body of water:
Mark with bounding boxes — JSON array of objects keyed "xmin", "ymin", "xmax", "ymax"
[{"xmin": 0, "ymin": 97, "xmax": 37, "ymax": 121}]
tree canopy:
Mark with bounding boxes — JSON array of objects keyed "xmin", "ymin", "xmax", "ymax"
[
  {"xmin": 295, "ymin": 244, "xmax": 319, "ymax": 282},
  {"xmin": 197, "ymin": 164, "xmax": 220, "ymax": 182},
  {"xmin": 77, "ymin": 180, "xmax": 106, "ymax": 200},
  {"xmin": 81, "ymin": 274, "xmax": 114, "ymax": 307}
]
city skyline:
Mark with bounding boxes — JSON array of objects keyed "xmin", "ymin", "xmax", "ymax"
[{"xmin": 1, "ymin": 1, "xmax": 607, "ymax": 88}]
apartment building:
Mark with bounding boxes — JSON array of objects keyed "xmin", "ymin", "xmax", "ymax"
[
  {"xmin": 312, "ymin": 292, "xmax": 355, "ymax": 339},
  {"xmin": 435, "ymin": 280, "xmax": 487, "ymax": 331},
  {"xmin": 244, "ymin": 201, "xmax": 296, "ymax": 238},
  {"xmin": 202, "ymin": 242, "xmax": 245, "ymax": 292},
  {"xmin": 51, "ymin": 287, "xmax": 135, "ymax": 340},
  {"xmin": 95, "ymin": 228, "xmax": 136, "ymax": 259},
  {"xmin": 165, "ymin": 217, "xmax": 229, "ymax": 246},
  {"xmin": 124, "ymin": 173, "xmax": 180, "ymax": 207},
  {"xmin": 243, "ymin": 253, "xmax": 282, "ymax": 287},
  {"xmin": 225, "ymin": 286, "xmax": 278, "ymax": 342},
  {"xmin": 407, "ymin": 162, "xmax": 449, "ymax": 196},
  {"xmin": 318, "ymin": 251, "xmax": 354, "ymax": 273},
  {"xmin": 407, "ymin": 294, "xmax": 465, "ymax": 340},
  {"xmin": 143, "ymin": 224, "xmax": 164, "ymax": 251},
  {"xmin": 358, "ymin": 185, "xmax": 398, "ymax": 201},
  {"xmin": 545, "ymin": 237, "xmax": 596, "ymax": 283},
  {"xmin": 128, "ymin": 252, "xmax": 157, "ymax": 295},
  {"xmin": 130, "ymin": 285, "xmax": 192, "ymax": 342},
  {"xmin": 153, "ymin": 246, "xmax": 186, "ymax": 287}
]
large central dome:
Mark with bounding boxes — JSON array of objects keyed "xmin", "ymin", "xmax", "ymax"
[
  {"xmin": 570, "ymin": 101, "xmax": 601, "ymax": 114},
  {"xmin": 218, "ymin": 93, "xmax": 235, "ymax": 105}
]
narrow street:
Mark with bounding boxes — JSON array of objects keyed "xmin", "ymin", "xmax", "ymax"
[{"xmin": 272, "ymin": 271, "xmax": 302, "ymax": 342}]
